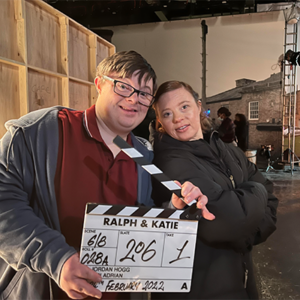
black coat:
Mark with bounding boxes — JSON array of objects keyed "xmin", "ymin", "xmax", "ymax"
[
  {"xmin": 235, "ymin": 120, "xmax": 248, "ymax": 151},
  {"xmin": 151, "ymin": 132, "xmax": 278, "ymax": 300},
  {"xmin": 218, "ymin": 117, "xmax": 235, "ymax": 143}
]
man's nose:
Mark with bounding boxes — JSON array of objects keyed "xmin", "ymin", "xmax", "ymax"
[{"xmin": 125, "ymin": 91, "xmax": 139, "ymax": 104}]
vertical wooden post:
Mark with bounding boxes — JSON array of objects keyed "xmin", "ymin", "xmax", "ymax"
[
  {"xmin": 15, "ymin": 0, "xmax": 28, "ymax": 116},
  {"xmin": 89, "ymin": 35, "xmax": 98, "ymax": 106},
  {"xmin": 60, "ymin": 16, "xmax": 69, "ymax": 107}
]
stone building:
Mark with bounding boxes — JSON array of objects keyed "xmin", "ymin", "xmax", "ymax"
[{"xmin": 206, "ymin": 73, "xmax": 282, "ymax": 158}]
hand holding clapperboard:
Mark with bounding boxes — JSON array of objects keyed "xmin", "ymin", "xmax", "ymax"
[{"xmin": 79, "ymin": 136, "xmax": 202, "ymax": 293}]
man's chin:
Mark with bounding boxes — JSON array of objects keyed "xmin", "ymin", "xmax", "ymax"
[{"xmin": 116, "ymin": 122, "xmax": 139, "ymax": 135}]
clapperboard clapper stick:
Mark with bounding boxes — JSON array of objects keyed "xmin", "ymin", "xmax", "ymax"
[{"xmin": 113, "ymin": 135, "xmax": 202, "ymax": 220}]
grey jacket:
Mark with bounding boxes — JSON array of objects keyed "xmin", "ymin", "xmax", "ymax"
[{"xmin": 0, "ymin": 106, "xmax": 153, "ymax": 300}]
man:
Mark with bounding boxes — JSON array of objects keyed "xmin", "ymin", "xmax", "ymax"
[{"xmin": 0, "ymin": 51, "xmax": 212, "ymax": 300}]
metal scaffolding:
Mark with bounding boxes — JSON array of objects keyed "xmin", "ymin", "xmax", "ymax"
[{"xmin": 281, "ymin": 18, "xmax": 300, "ymax": 174}]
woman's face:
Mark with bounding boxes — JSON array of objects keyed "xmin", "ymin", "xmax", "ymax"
[
  {"xmin": 218, "ymin": 113, "xmax": 225, "ymax": 120},
  {"xmin": 156, "ymin": 87, "xmax": 203, "ymax": 141}
]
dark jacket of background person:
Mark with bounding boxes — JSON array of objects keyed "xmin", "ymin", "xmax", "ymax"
[
  {"xmin": 234, "ymin": 114, "xmax": 249, "ymax": 152},
  {"xmin": 0, "ymin": 107, "xmax": 153, "ymax": 300},
  {"xmin": 151, "ymin": 131, "xmax": 278, "ymax": 300},
  {"xmin": 218, "ymin": 116, "xmax": 236, "ymax": 143}
]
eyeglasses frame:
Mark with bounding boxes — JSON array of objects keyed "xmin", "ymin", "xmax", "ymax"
[{"xmin": 101, "ymin": 75, "xmax": 154, "ymax": 107}]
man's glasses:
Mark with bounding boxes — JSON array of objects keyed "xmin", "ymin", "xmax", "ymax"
[{"xmin": 102, "ymin": 75, "xmax": 154, "ymax": 107}]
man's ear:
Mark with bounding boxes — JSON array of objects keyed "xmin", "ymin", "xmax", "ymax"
[{"xmin": 94, "ymin": 77, "xmax": 101, "ymax": 93}]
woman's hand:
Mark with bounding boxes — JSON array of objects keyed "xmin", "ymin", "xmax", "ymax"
[{"xmin": 171, "ymin": 181, "xmax": 215, "ymax": 221}]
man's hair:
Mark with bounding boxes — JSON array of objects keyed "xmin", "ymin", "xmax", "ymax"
[
  {"xmin": 96, "ymin": 50, "xmax": 157, "ymax": 93},
  {"xmin": 152, "ymin": 81, "xmax": 211, "ymax": 133}
]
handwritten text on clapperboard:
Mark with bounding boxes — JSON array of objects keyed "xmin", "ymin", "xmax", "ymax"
[{"xmin": 80, "ymin": 206, "xmax": 198, "ymax": 293}]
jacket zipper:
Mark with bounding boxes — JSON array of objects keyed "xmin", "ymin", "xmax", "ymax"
[
  {"xmin": 220, "ymin": 157, "xmax": 235, "ymax": 189},
  {"xmin": 243, "ymin": 262, "xmax": 248, "ymax": 288},
  {"xmin": 229, "ymin": 174, "xmax": 235, "ymax": 188}
]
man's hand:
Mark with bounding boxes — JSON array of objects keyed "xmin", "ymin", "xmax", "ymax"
[
  {"xmin": 60, "ymin": 253, "xmax": 102, "ymax": 299},
  {"xmin": 171, "ymin": 181, "xmax": 215, "ymax": 221}
]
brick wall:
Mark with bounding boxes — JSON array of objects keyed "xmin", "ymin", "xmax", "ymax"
[{"xmin": 206, "ymin": 87, "xmax": 282, "ymax": 158}]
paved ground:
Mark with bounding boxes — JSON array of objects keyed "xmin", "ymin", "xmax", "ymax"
[{"xmin": 253, "ymin": 165, "xmax": 300, "ymax": 300}]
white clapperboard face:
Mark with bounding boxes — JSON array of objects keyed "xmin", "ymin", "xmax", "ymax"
[{"xmin": 80, "ymin": 204, "xmax": 198, "ymax": 293}]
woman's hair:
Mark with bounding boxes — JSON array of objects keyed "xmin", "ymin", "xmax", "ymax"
[
  {"xmin": 235, "ymin": 113, "xmax": 247, "ymax": 125},
  {"xmin": 217, "ymin": 107, "xmax": 231, "ymax": 117},
  {"xmin": 152, "ymin": 81, "xmax": 211, "ymax": 133}
]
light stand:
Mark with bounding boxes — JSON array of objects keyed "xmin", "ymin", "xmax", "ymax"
[{"xmin": 265, "ymin": 145, "xmax": 275, "ymax": 172}]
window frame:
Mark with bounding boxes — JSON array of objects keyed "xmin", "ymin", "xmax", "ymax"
[{"xmin": 248, "ymin": 101, "xmax": 259, "ymax": 120}]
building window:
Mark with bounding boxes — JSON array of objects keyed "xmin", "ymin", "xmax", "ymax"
[{"xmin": 249, "ymin": 101, "xmax": 259, "ymax": 120}]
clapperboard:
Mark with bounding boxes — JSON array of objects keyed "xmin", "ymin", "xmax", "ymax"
[{"xmin": 80, "ymin": 135, "xmax": 202, "ymax": 293}]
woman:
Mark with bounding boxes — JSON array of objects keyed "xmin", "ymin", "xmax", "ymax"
[
  {"xmin": 150, "ymin": 81, "xmax": 278, "ymax": 299},
  {"xmin": 217, "ymin": 106, "xmax": 236, "ymax": 144},
  {"xmin": 235, "ymin": 113, "xmax": 249, "ymax": 152}
]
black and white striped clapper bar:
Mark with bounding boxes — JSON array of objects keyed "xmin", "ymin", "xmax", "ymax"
[{"xmin": 113, "ymin": 135, "xmax": 202, "ymax": 220}]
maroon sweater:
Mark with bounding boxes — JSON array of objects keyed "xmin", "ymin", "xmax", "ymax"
[{"xmin": 55, "ymin": 105, "xmax": 136, "ymax": 300}]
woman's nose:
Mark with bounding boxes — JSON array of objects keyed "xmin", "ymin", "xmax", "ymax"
[{"xmin": 173, "ymin": 112, "xmax": 183, "ymax": 123}]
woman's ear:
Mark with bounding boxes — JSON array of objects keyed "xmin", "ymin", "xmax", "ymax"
[{"xmin": 198, "ymin": 100, "xmax": 202, "ymax": 112}]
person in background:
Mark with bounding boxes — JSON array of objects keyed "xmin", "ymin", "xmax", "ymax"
[
  {"xmin": 0, "ymin": 51, "xmax": 207, "ymax": 300},
  {"xmin": 234, "ymin": 113, "xmax": 248, "ymax": 152},
  {"xmin": 150, "ymin": 80, "xmax": 278, "ymax": 300},
  {"xmin": 217, "ymin": 106, "xmax": 236, "ymax": 144},
  {"xmin": 285, "ymin": 49, "xmax": 300, "ymax": 66}
]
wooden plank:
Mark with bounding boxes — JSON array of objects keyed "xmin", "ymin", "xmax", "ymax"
[
  {"xmin": 0, "ymin": 63, "xmax": 21, "ymax": 137},
  {"xmin": 0, "ymin": 0, "xmax": 114, "ymax": 131},
  {"xmin": 95, "ymin": 35, "xmax": 115, "ymax": 52},
  {"xmin": 89, "ymin": 35, "xmax": 97, "ymax": 82},
  {"xmin": 28, "ymin": 69, "xmax": 61, "ymax": 111},
  {"xmin": 69, "ymin": 80, "xmax": 90, "ymax": 110},
  {"xmin": 28, "ymin": 65, "xmax": 67, "ymax": 78},
  {"xmin": 96, "ymin": 38, "xmax": 110, "ymax": 66},
  {"xmin": 19, "ymin": 65, "xmax": 29, "ymax": 116},
  {"xmin": 14, "ymin": 0, "xmax": 26, "ymax": 63},
  {"xmin": 26, "ymin": 0, "xmax": 65, "ymax": 18},
  {"xmin": 91, "ymin": 85, "xmax": 98, "ymax": 106},
  {"xmin": 69, "ymin": 76, "xmax": 93, "ymax": 86},
  {"xmin": 68, "ymin": 19, "xmax": 91, "ymax": 36},
  {"xmin": 0, "ymin": 56, "xmax": 25, "ymax": 67},
  {"xmin": 0, "ymin": 0, "xmax": 23, "ymax": 62},
  {"xmin": 61, "ymin": 77, "xmax": 69, "ymax": 107},
  {"xmin": 69, "ymin": 21, "xmax": 89, "ymax": 81},
  {"xmin": 89, "ymin": 35, "xmax": 97, "ymax": 107},
  {"xmin": 25, "ymin": 1, "xmax": 62, "ymax": 73},
  {"xmin": 108, "ymin": 45, "xmax": 116, "ymax": 56},
  {"xmin": 59, "ymin": 16, "xmax": 69, "ymax": 75}
]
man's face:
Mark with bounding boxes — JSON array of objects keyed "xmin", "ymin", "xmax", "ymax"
[{"xmin": 95, "ymin": 71, "xmax": 153, "ymax": 136}]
